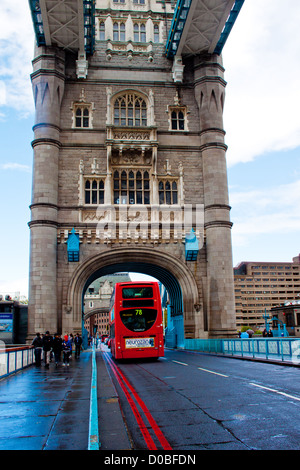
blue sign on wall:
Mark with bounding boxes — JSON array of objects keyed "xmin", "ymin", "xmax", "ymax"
[
  {"xmin": 67, "ymin": 228, "xmax": 80, "ymax": 262},
  {"xmin": 0, "ymin": 313, "xmax": 13, "ymax": 342}
]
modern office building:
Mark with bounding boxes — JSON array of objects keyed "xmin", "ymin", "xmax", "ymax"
[{"xmin": 234, "ymin": 254, "xmax": 300, "ymax": 330}]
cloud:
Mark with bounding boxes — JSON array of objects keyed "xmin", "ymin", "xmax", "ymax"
[
  {"xmin": 230, "ymin": 180, "xmax": 300, "ymax": 246},
  {"xmin": 223, "ymin": 0, "xmax": 300, "ymax": 167},
  {"xmin": 0, "ymin": 277, "xmax": 28, "ymax": 298},
  {"xmin": 0, "ymin": 0, "xmax": 35, "ymax": 115},
  {"xmin": 0, "ymin": 163, "xmax": 31, "ymax": 173}
]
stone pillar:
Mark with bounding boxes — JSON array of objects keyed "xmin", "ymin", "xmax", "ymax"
[
  {"xmin": 194, "ymin": 54, "xmax": 236, "ymax": 338},
  {"xmin": 27, "ymin": 46, "xmax": 65, "ymax": 340}
]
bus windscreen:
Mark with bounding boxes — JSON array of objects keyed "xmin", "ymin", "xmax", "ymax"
[
  {"xmin": 120, "ymin": 308, "xmax": 157, "ymax": 332},
  {"xmin": 122, "ymin": 287, "xmax": 153, "ymax": 299}
]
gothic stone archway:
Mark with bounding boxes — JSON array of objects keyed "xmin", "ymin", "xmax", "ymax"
[{"xmin": 64, "ymin": 247, "xmax": 202, "ymax": 340}]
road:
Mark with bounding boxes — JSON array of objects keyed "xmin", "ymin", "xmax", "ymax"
[{"xmin": 102, "ymin": 347, "xmax": 300, "ymax": 450}]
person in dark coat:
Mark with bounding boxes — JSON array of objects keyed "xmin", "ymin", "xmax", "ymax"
[
  {"xmin": 42, "ymin": 331, "xmax": 53, "ymax": 368},
  {"xmin": 52, "ymin": 333, "xmax": 63, "ymax": 367},
  {"xmin": 32, "ymin": 332, "xmax": 43, "ymax": 366},
  {"xmin": 74, "ymin": 333, "xmax": 83, "ymax": 358}
]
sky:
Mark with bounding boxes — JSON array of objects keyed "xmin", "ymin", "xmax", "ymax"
[{"xmin": 0, "ymin": 0, "xmax": 300, "ymax": 298}]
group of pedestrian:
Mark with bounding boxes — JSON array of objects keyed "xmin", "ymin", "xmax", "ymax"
[
  {"xmin": 32, "ymin": 331, "xmax": 83, "ymax": 368},
  {"xmin": 262, "ymin": 328, "xmax": 273, "ymax": 337}
]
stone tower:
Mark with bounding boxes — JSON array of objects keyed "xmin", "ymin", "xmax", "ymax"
[{"xmin": 28, "ymin": 0, "xmax": 237, "ymax": 342}]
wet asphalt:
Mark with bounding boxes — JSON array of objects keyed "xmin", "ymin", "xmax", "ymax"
[{"xmin": 0, "ymin": 349, "xmax": 131, "ymax": 451}]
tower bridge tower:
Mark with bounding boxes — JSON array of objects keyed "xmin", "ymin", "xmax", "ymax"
[{"xmin": 28, "ymin": 0, "xmax": 244, "ymax": 343}]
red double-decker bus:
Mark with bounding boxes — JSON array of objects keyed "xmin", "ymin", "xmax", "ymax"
[{"xmin": 109, "ymin": 282, "xmax": 164, "ymax": 360}]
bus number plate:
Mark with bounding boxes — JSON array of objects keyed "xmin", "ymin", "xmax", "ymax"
[{"xmin": 125, "ymin": 338, "xmax": 154, "ymax": 349}]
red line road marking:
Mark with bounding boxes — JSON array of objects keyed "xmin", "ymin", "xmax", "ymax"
[
  {"xmin": 105, "ymin": 353, "xmax": 157, "ymax": 449},
  {"xmin": 104, "ymin": 352, "xmax": 172, "ymax": 450}
]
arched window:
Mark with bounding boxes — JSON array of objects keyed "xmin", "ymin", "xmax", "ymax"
[
  {"xmin": 159, "ymin": 180, "xmax": 178, "ymax": 204},
  {"xmin": 134, "ymin": 23, "xmax": 146, "ymax": 42},
  {"xmin": 99, "ymin": 21, "xmax": 105, "ymax": 40},
  {"xmin": 114, "ymin": 93, "xmax": 147, "ymax": 127},
  {"xmin": 154, "ymin": 24, "xmax": 159, "ymax": 43},
  {"xmin": 113, "ymin": 169, "xmax": 150, "ymax": 204},
  {"xmin": 113, "ymin": 22, "xmax": 125, "ymax": 41},
  {"xmin": 171, "ymin": 109, "xmax": 185, "ymax": 130},
  {"xmin": 85, "ymin": 179, "xmax": 104, "ymax": 204},
  {"xmin": 75, "ymin": 107, "xmax": 90, "ymax": 128}
]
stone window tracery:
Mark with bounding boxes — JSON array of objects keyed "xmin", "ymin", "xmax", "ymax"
[
  {"xmin": 85, "ymin": 179, "xmax": 105, "ymax": 204},
  {"xmin": 113, "ymin": 169, "xmax": 150, "ymax": 204},
  {"xmin": 71, "ymin": 89, "xmax": 93, "ymax": 129},
  {"xmin": 133, "ymin": 23, "xmax": 146, "ymax": 42},
  {"xmin": 113, "ymin": 22, "xmax": 126, "ymax": 41},
  {"xmin": 171, "ymin": 109, "xmax": 185, "ymax": 130},
  {"xmin": 99, "ymin": 21, "xmax": 105, "ymax": 40},
  {"xmin": 75, "ymin": 107, "xmax": 90, "ymax": 128},
  {"xmin": 158, "ymin": 180, "xmax": 178, "ymax": 205},
  {"xmin": 168, "ymin": 107, "xmax": 187, "ymax": 131},
  {"xmin": 153, "ymin": 24, "xmax": 159, "ymax": 43},
  {"xmin": 113, "ymin": 93, "xmax": 147, "ymax": 127}
]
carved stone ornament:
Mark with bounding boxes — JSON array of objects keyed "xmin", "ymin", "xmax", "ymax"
[{"xmin": 65, "ymin": 305, "xmax": 72, "ymax": 314}]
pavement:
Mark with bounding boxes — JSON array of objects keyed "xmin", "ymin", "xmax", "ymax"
[{"xmin": 0, "ymin": 348, "xmax": 131, "ymax": 451}]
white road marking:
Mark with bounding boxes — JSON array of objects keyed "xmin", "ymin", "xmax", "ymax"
[
  {"xmin": 172, "ymin": 360, "xmax": 188, "ymax": 366},
  {"xmin": 250, "ymin": 383, "xmax": 300, "ymax": 402},
  {"xmin": 198, "ymin": 367, "xmax": 228, "ymax": 377}
]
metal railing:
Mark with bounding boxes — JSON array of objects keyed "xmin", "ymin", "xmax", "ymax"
[
  {"xmin": 184, "ymin": 338, "xmax": 300, "ymax": 364},
  {"xmin": 0, "ymin": 345, "xmax": 35, "ymax": 379}
]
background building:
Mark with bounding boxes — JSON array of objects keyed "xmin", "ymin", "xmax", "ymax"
[
  {"xmin": 0, "ymin": 299, "xmax": 28, "ymax": 344},
  {"xmin": 270, "ymin": 301, "xmax": 300, "ymax": 337},
  {"xmin": 84, "ymin": 273, "xmax": 130, "ymax": 335},
  {"xmin": 234, "ymin": 254, "xmax": 300, "ymax": 330}
]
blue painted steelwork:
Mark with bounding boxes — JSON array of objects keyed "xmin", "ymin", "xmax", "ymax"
[
  {"xmin": 185, "ymin": 228, "xmax": 199, "ymax": 261},
  {"xmin": 213, "ymin": 0, "xmax": 245, "ymax": 55},
  {"xmin": 165, "ymin": 0, "xmax": 192, "ymax": 59},
  {"xmin": 67, "ymin": 228, "xmax": 80, "ymax": 262},
  {"xmin": 28, "ymin": 0, "xmax": 95, "ymax": 54},
  {"xmin": 0, "ymin": 346, "xmax": 35, "ymax": 379},
  {"xmin": 28, "ymin": 0, "xmax": 46, "ymax": 46},
  {"xmin": 263, "ymin": 309, "xmax": 289, "ymax": 337},
  {"xmin": 82, "ymin": 261, "xmax": 184, "ymax": 320},
  {"xmin": 271, "ymin": 316, "xmax": 289, "ymax": 338},
  {"xmin": 83, "ymin": 0, "xmax": 95, "ymax": 54},
  {"xmin": 88, "ymin": 344, "xmax": 100, "ymax": 450},
  {"xmin": 165, "ymin": 0, "xmax": 245, "ymax": 58},
  {"xmin": 165, "ymin": 306, "xmax": 185, "ymax": 348},
  {"xmin": 184, "ymin": 337, "xmax": 300, "ymax": 363}
]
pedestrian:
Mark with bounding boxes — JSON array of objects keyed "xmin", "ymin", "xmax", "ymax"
[
  {"xmin": 52, "ymin": 333, "xmax": 63, "ymax": 367},
  {"xmin": 74, "ymin": 333, "xmax": 83, "ymax": 358},
  {"xmin": 42, "ymin": 331, "xmax": 53, "ymax": 368},
  {"xmin": 267, "ymin": 329, "xmax": 273, "ymax": 337},
  {"xmin": 32, "ymin": 332, "xmax": 43, "ymax": 366},
  {"xmin": 240, "ymin": 331, "xmax": 249, "ymax": 338},
  {"xmin": 62, "ymin": 337, "xmax": 71, "ymax": 366},
  {"xmin": 69, "ymin": 333, "xmax": 74, "ymax": 359}
]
